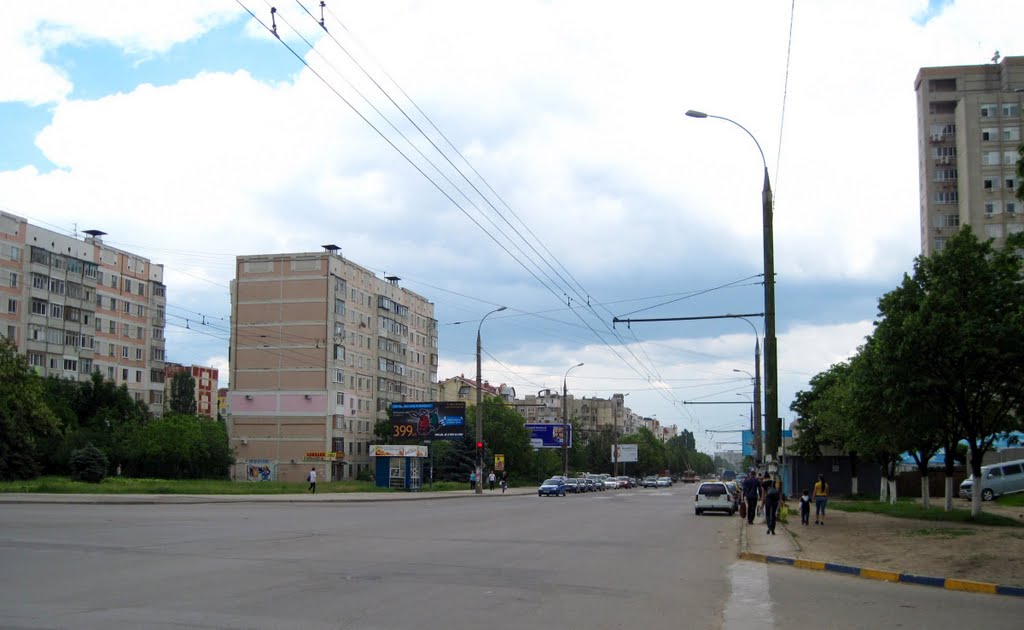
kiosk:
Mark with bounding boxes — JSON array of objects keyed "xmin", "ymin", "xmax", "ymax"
[{"xmin": 371, "ymin": 445, "xmax": 428, "ymax": 491}]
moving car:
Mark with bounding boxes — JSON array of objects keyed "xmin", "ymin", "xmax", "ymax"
[
  {"xmin": 682, "ymin": 470, "xmax": 701, "ymax": 483},
  {"xmin": 959, "ymin": 458, "xmax": 1024, "ymax": 501},
  {"xmin": 539, "ymin": 478, "xmax": 567, "ymax": 497},
  {"xmin": 642, "ymin": 476, "xmax": 659, "ymax": 488},
  {"xmin": 694, "ymin": 481, "xmax": 734, "ymax": 515}
]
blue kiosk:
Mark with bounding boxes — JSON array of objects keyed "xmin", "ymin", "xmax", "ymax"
[{"xmin": 372, "ymin": 445, "xmax": 428, "ymax": 491}]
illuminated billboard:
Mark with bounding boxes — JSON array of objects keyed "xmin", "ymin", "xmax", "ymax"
[
  {"xmin": 525, "ymin": 423, "xmax": 573, "ymax": 449},
  {"xmin": 389, "ymin": 402, "xmax": 466, "ymax": 441}
]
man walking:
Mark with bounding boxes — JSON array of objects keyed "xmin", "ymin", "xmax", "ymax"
[
  {"xmin": 488, "ymin": 471, "xmax": 496, "ymax": 491},
  {"xmin": 741, "ymin": 469, "xmax": 761, "ymax": 525},
  {"xmin": 307, "ymin": 467, "xmax": 317, "ymax": 494}
]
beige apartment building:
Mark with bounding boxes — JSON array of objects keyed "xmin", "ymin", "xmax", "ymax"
[
  {"xmin": 514, "ymin": 390, "xmax": 632, "ymax": 437},
  {"xmin": 0, "ymin": 211, "xmax": 168, "ymax": 414},
  {"xmin": 916, "ymin": 55, "xmax": 1024, "ymax": 256},
  {"xmin": 228, "ymin": 248, "xmax": 437, "ymax": 482}
]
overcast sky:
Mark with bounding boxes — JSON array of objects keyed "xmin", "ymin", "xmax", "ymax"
[{"xmin": 2, "ymin": 1, "xmax": 1022, "ymax": 454}]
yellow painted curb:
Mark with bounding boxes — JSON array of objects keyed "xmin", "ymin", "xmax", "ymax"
[
  {"xmin": 793, "ymin": 559, "xmax": 825, "ymax": 571},
  {"xmin": 945, "ymin": 578, "xmax": 997, "ymax": 594},
  {"xmin": 860, "ymin": 568, "xmax": 900, "ymax": 583},
  {"xmin": 739, "ymin": 551, "xmax": 767, "ymax": 562}
]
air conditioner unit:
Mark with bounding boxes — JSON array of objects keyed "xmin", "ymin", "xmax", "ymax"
[
  {"xmin": 304, "ymin": 394, "xmax": 312, "ymax": 400},
  {"xmin": 245, "ymin": 394, "xmax": 253, "ymax": 400}
]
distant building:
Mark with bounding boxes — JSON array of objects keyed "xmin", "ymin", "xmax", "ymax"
[
  {"xmin": 228, "ymin": 249, "xmax": 437, "ymax": 482},
  {"xmin": 437, "ymin": 374, "xmax": 515, "ymax": 404},
  {"xmin": 915, "ymin": 55, "xmax": 1024, "ymax": 256},
  {"xmin": 164, "ymin": 363, "xmax": 219, "ymax": 417},
  {"xmin": 513, "ymin": 390, "xmax": 632, "ymax": 438},
  {"xmin": 0, "ymin": 210, "xmax": 167, "ymax": 415}
]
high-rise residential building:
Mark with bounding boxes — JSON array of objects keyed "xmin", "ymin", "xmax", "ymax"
[
  {"xmin": 228, "ymin": 248, "xmax": 437, "ymax": 482},
  {"xmin": 165, "ymin": 363, "xmax": 220, "ymax": 417},
  {"xmin": 915, "ymin": 55, "xmax": 1024, "ymax": 256},
  {"xmin": 0, "ymin": 210, "xmax": 168, "ymax": 414}
]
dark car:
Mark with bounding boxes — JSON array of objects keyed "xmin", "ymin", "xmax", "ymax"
[
  {"xmin": 563, "ymin": 478, "xmax": 581, "ymax": 494},
  {"xmin": 582, "ymin": 478, "xmax": 597, "ymax": 492},
  {"xmin": 539, "ymin": 478, "xmax": 567, "ymax": 497}
]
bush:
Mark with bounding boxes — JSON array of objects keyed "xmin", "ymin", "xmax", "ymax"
[
  {"xmin": 69, "ymin": 444, "xmax": 109, "ymax": 483},
  {"xmin": 356, "ymin": 468, "xmax": 374, "ymax": 482}
]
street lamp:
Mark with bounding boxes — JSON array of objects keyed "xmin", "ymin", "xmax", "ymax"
[
  {"xmin": 562, "ymin": 362, "xmax": 584, "ymax": 477},
  {"xmin": 686, "ymin": 109, "xmax": 779, "ymax": 460},
  {"xmin": 475, "ymin": 306, "xmax": 506, "ymax": 494}
]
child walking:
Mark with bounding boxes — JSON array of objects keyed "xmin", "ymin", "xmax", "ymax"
[{"xmin": 799, "ymin": 488, "xmax": 811, "ymax": 525}]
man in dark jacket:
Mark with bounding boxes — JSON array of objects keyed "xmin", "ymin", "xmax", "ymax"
[{"xmin": 741, "ymin": 469, "xmax": 761, "ymax": 525}]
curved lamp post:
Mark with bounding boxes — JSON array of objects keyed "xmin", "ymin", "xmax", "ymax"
[
  {"xmin": 686, "ymin": 109, "xmax": 778, "ymax": 460},
  {"xmin": 562, "ymin": 362, "xmax": 584, "ymax": 477},
  {"xmin": 475, "ymin": 306, "xmax": 506, "ymax": 494}
]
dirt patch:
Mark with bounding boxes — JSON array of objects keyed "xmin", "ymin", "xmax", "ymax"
[{"xmin": 781, "ymin": 502, "xmax": 1024, "ymax": 587}]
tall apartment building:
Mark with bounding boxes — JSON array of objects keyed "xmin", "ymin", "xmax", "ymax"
[
  {"xmin": 228, "ymin": 248, "xmax": 437, "ymax": 482},
  {"xmin": 165, "ymin": 363, "xmax": 220, "ymax": 417},
  {"xmin": 916, "ymin": 55, "xmax": 1024, "ymax": 256},
  {"xmin": 0, "ymin": 211, "xmax": 168, "ymax": 414},
  {"xmin": 515, "ymin": 390, "xmax": 632, "ymax": 437}
]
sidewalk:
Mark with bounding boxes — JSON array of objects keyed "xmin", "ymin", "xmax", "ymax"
[
  {"xmin": 0, "ymin": 486, "xmax": 537, "ymax": 505},
  {"xmin": 738, "ymin": 499, "xmax": 1024, "ymax": 597}
]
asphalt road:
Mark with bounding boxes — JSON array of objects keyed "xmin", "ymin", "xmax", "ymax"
[{"xmin": 1, "ymin": 489, "xmax": 1021, "ymax": 629}]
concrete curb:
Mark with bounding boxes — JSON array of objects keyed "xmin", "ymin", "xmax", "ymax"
[{"xmin": 737, "ymin": 521, "xmax": 1024, "ymax": 598}]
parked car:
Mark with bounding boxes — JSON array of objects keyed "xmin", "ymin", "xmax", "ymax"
[
  {"xmin": 581, "ymin": 478, "xmax": 597, "ymax": 492},
  {"xmin": 959, "ymin": 458, "xmax": 1024, "ymax": 501},
  {"xmin": 723, "ymin": 481, "xmax": 741, "ymax": 511},
  {"xmin": 657, "ymin": 477, "xmax": 671, "ymax": 487},
  {"xmin": 563, "ymin": 478, "xmax": 581, "ymax": 494},
  {"xmin": 539, "ymin": 478, "xmax": 567, "ymax": 497},
  {"xmin": 586, "ymin": 475, "xmax": 606, "ymax": 491},
  {"xmin": 615, "ymin": 476, "xmax": 632, "ymax": 488},
  {"xmin": 642, "ymin": 476, "xmax": 659, "ymax": 488},
  {"xmin": 603, "ymin": 478, "xmax": 619, "ymax": 490},
  {"xmin": 694, "ymin": 481, "xmax": 734, "ymax": 515}
]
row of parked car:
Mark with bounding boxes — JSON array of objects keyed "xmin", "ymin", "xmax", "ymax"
[{"xmin": 538, "ymin": 474, "xmax": 645, "ymax": 496}]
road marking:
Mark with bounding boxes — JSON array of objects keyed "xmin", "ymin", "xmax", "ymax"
[{"xmin": 723, "ymin": 559, "xmax": 774, "ymax": 630}]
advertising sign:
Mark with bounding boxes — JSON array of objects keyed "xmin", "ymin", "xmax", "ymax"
[
  {"xmin": 494, "ymin": 454, "xmax": 505, "ymax": 471},
  {"xmin": 389, "ymin": 402, "xmax": 466, "ymax": 440},
  {"xmin": 303, "ymin": 451, "xmax": 343, "ymax": 461},
  {"xmin": 372, "ymin": 445, "xmax": 429, "ymax": 458},
  {"xmin": 525, "ymin": 423, "xmax": 573, "ymax": 449},
  {"xmin": 245, "ymin": 459, "xmax": 275, "ymax": 481},
  {"xmin": 612, "ymin": 444, "xmax": 638, "ymax": 463}
]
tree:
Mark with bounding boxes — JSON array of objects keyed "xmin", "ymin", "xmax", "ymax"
[
  {"xmin": 0, "ymin": 338, "xmax": 60, "ymax": 480},
  {"xmin": 169, "ymin": 370, "xmax": 197, "ymax": 415},
  {"xmin": 69, "ymin": 444, "xmax": 109, "ymax": 483},
  {"xmin": 875, "ymin": 227, "xmax": 1024, "ymax": 516}
]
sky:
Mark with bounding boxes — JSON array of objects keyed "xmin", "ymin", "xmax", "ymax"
[{"xmin": 2, "ymin": 0, "xmax": 1022, "ymax": 454}]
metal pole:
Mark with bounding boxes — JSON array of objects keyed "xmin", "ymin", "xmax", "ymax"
[
  {"xmin": 685, "ymin": 109, "xmax": 778, "ymax": 461},
  {"xmin": 562, "ymin": 362, "xmax": 583, "ymax": 477},
  {"xmin": 476, "ymin": 306, "xmax": 506, "ymax": 495}
]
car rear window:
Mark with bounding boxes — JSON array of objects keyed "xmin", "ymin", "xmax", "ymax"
[{"xmin": 699, "ymin": 484, "xmax": 726, "ymax": 495}]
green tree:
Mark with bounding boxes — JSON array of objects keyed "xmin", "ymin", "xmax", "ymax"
[
  {"xmin": 169, "ymin": 370, "xmax": 197, "ymax": 415},
  {"xmin": 123, "ymin": 414, "xmax": 233, "ymax": 479},
  {"xmin": 876, "ymin": 226, "xmax": 1024, "ymax": 516},
  {"xmin": 0, "ymin": 338, "xmax": 60, "ymax": 480}
]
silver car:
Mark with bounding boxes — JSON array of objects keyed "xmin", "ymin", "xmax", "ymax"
[{"xmin": 960, "ymin": 459, "xmax": 1024, "ymax": 501}]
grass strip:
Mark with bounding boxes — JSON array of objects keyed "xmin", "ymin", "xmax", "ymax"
[
  {"xmin": 829, "ymin": 499, "xmax": 1023, "ymax": 527},
  {"xmin": 0, "ymin": 476, "xmax": 473, "ymax": 495}
]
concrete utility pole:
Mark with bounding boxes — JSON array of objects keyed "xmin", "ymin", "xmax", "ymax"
[
  {"xmin": 475, "ymin": 306, "xmax": 506, "ymax": 494},
  {"xmin": 562, "ymin": 363, "xmax": 583, "ymax": 477}
]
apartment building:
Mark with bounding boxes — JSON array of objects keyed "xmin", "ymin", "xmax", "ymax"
[
  {"xmin": 228, "ymin": 248, "xmax": 437, "ymax": 482},
  {"xmin": 916, "ymin": 55, "xmax": 1024, "ymax": 255},
  {"xmin": 437, "ymin": 374, "xmax": 515, "ymax": 404},
  {"xmin": 515, "ymin": 390, "xmax": 632, "ymax": 437},
  {"xmin": 164, "ymin": 363, "xmax": 220, "ymax": 417},
  {"xmin": 0, "ymin": 211, "xmax": 167, "ymax": 414}
]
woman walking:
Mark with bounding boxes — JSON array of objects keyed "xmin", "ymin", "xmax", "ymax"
[{"xmin": 811, "ymin": 474, "xmax": 830, "ymax": 525}]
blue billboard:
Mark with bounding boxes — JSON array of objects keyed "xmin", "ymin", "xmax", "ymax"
[{"xmin": 525, "ymin": 423, "xmax": 573, "ymax": 449}]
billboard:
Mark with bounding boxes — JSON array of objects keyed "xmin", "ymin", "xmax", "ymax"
[
  {"xmin": 612, "ymin": 444, "xmax": 638, "ymax": 463},
  {"xmin": 525, "ymin": 423, "xmax": 572, "ymax": 449},
  {"xmin": 389, "ymin": 402, "xmax": 466, "ymax": 440},
  {"xmin": 372, "ymin": 445, "xmax": 429, "ymax": 458}
]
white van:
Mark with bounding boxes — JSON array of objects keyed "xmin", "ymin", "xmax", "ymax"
[{"xmin": 959, "ymin": 458, "xmax": 1024, "ymax": 501}]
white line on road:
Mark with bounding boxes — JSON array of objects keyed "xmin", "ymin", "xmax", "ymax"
[{"xmin": 722, "ymin": 560, "xmax": 775, "ymax": 630}]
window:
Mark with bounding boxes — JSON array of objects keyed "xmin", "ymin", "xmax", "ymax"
[
  {"xmin": 1002, "ymin": 103, "xmax": 1020, "ymax": 117},
  {"xmin": 48, "ymin": 278, "xmax": 65, "ymax": 294},
  {"xmin": 335, "ymin": 298, "xmax": 345, "ymax": 316},
  {"xmin": 110, "ymin": 274, "xmax": 118, "ymax": 288},
  {"xmin": 136, "ymin": 326, "xmax": 143, "ymax": 340},
  {"xmin": 1002, "ymin": 464, "xmax": 1024, "ymax": 476},
  {"xmin": 7, "ymin": 299, "xmax": 16, "ymax": 314},
  {"xmin": 135, "ymin": 370, "xmax": 142, "ymax": 383},
  {"xmin": 32, "ymin": 274, "xmax": 47, "ymax": 289},
  {"xmin": 982, "ymin": 151, "xmax": 1000, "ymax": 166},
  {"xmin": 109, "ymin": 320, "xmax": 116, "ymax": 334},
  {"xmin": 137, "ymin": 282, "xmax": 145, "ymax": 297},
  {"xmin": 10, "ymin": 246, "xmax": 20, "ymax": 262},
  {"xmin": 934, "ymin": 190, "xmax": 958, "ymax": 204},
  {"xmin": 934, "ymin": 237, "xmax": 947, "ymax": 251},
  {"xmin": 985, "ymin": 224, "xmax": 1004, "ymax": 239},
  {"xmin": 109, "ymin": 297, "xmax": 117, "ymax": 311},
  {"xmin": 333, "ymin": 369, "xmax": 344, "ymax": 383},
  {"xmin": 67, "ymin": 283, "xmax": 82, "ymax": 299},
  {"xmin": 135, "ymin": 304, "xmax": 144, "ymax": 317},
  {"xmin": 49, "ymin": 303, "xmax": 62, "ymax": 319},
  {"xmin": 123, "ymin": 278, "xmax": 132, "ymax": 293},
  {"xmin": 1008, "ymin": 202, "xmax": 1018, "ymax": 215},
  {"xmin": 1003, "ymin": 128, "xmax": 1021, "ymax": 142},
  {"xmin": 122, "ymin": 346, "xmax": 129, "ymax": 358},
  {"xmin": 152, "ymin": 327, "xmax": 164, "ymax": 340},
  {"xmin": 1004, "ymin": 151, "xmax": 1018, "ymax": 165},
  {"xmin": 984, "ymin": 177, "xmax": 996, "ymax": 190},
  {"xmin": 334, "ymin": 344, "xmax": 345, "ymax": 361},
  {"xmin": 122, "ymin": 368, "xmax": 128, "ymax": 381},
  {"xmin": 122, "ymin": 323, "xmax": 130, "ymax": 336},
  {"xmin": 107, "ymin": 366, "xmax": 114, "ymax": 380},
  {"xmin": 109, "ymin": 343, "xmax": 116, "ymax": 357},
  {"xmin": 28, "ymin": 352, "xmax": 44, "ymax": 367},
  {"xmin": 336, "ymin": 392, "xmax": 345, "ymax": 405},
  {"xmin": 135, "ymin": 348, "xmax": 143, "ymax": 361},
  {"xmin": 30, "ymin": 247, "xmax": 49, "ymax": 265},
  {"xmin": 123, "ymin": 300, "xmax": 131, "ymax": 314},
  {"xmin": 63, "ymin": 358, "xmax": 77, "ymax": 372},
  {"xmin": 8, "ymin": 272, "xmax": 16, "ymax": 288},
  {"xmin": 981, "ymin": 103, "xmax": 997, "ymax": 117},
  {"xmin": 84, "ymin": 262, "xmax": 97, "ymax": 278},
  {"xmin": 153, "ymin": 284, "xmax": 165, "ymax": 297},
  {"xmin": 1009, "ymin": 178, "xmax": 1018, "ymax": 191},
  {"xmin": 65, "ymin": 307, "xmax": 80, "ymax": 322},
  {"xmin": 64, "ymin": 331, "xmax": 79, "ymax": 346},
  {"xmin": 985, "ymin": 201, "xmax": 1002, "ymax": 215},
  {"xmin": 982, "ymin": 128, "xmax": 997, "ymax": 141},
  {"xmin": 79, "ymin": 359, "xmax": 92, "ymax": 374},
  {"xmin": 152, "ymin": 347, "xmax": 165, "ymax": 361}
]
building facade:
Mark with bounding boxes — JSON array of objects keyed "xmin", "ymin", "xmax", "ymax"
[
  {"xmin": 228, "ymin": 249, "xmax": 437, "ymax": 482},
  {"xmin": 0, "ymin": 211, "xmax": 167, "ymax": 414},
  {"xmin": 165, "ymin": 363, "xmax": 220, "ymax": 417},
  {"xmin": 437, "ymin": 374, "xmax": 515, "ymax": 405},
  {"xmin": 916, "ymin": 55, "xmax": 1024, "ymax": 256}
]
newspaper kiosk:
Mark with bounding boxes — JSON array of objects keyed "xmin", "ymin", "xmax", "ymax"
[{"xmin": 371, "ymin": 445, "xmax": 428, "ymax": 491}]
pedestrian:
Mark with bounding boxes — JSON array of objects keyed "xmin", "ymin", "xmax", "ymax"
[
  {"xmin": 488, "ymin": 471, "xmax": 496, "ymax": 491},
  {"xmin": 799, "ymin": 488, "xmax": 811, "ymax": 525},
  {"xmin": 501, "ymin": 476, "xmax": 507, "ymax": 493},
  {"xmin": 469, "ymin": 471, "xmax": 476, "ymax": 490},
  {"xmin": 741, "ymin": 468, "xmax": 761, "ymax": 525},
  {"xmin": 763, "ymin": 474, "xmax": 780, "ymax": 535},
  {"xmin": 307, "ymin": 467, "xmax": 317, "ymax": 494},
  {"xmin": 812, "ymin": 474, "xmax": 830, "ymax": 525}
]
